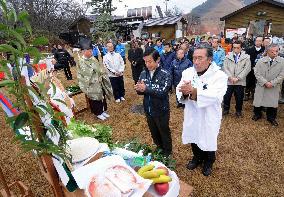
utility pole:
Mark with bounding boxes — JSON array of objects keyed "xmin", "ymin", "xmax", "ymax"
[{"xmin": 165, "ymin": 0, "xmax": 170, "ymax": 12}]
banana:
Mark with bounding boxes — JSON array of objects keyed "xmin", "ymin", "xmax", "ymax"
[
  {"xmin": 151, "ymin": 175, "xmax": 172, "ymax": 184},
  {"xmin": 138, "ymin": 164, "xmax": 155, "ymax": 175},
  {"xmin": 141, "ymin": 171, "xmax": 160, "ymax": 179},
  {"xmin": 154, "ymin": 169, "xmax": 167, "ymax": 175}
]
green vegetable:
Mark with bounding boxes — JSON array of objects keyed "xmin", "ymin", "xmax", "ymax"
[
  {"xmin": 66, "ymin": 85, "xmax": 81, "ymax": 93},
  {"xmin": 113, "ymin": 139, "xmax": 176, "ymax": 170},
  {"xmin": 67, "ymin": 119, "xmax": 112, "ymax": 144}
]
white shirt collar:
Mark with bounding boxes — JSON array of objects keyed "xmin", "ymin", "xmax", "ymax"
[{"xmin": 255, "ymin": 46, "xmax": 262, "ymax": 51}]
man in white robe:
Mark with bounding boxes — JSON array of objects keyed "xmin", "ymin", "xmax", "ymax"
[{"xmin": 176, "ymin": 45, "xmax": 228, "ymax": 176}]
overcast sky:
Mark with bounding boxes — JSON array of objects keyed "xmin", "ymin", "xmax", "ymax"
[{"xmin": 80, "ymin": 0, "xmax": 207, "ymax": 16}]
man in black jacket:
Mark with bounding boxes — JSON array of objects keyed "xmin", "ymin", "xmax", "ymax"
[
  {"xmin": 134, "ymin": 48, "xmax": 172, "ymax": 156},
  {"xmin": 244, "ymin": 36, "xmax": 265, "ymax": 100},
  {"xmin": 54, "ymin": 44, "xmax": 72, "ymax": 80},
  {"xmin": 128, "ymin": 40, "xmax": 145, "ymax": 84}
]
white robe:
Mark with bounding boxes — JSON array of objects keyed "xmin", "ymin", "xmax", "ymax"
[{"xmin": 176, "ymin": 62, "xmax": 228, "ymax": 151}]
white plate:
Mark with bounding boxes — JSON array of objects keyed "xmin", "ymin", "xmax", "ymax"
[{"xmin": 67, "ymin": 137, "xmax": 100, "ymax": 163}]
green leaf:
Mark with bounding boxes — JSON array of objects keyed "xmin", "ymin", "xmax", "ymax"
[
  {"xmin": 6, "ymin": 116, "xmax": 17, "ymax": 124},
  {"xmin": 32, "ymin": 37, "xmax": 49, "ymax": 47},
  {"xmin": 8, "ymin": 7, "xmax": 17, "ymax": 23},
  {"xmin": 0, "ymin": 44, "xmax": 20, "ymax": 54},
  {"xmin": 0, "ymin": 0, "xmax": 8, "ymax": 16},
  {"xmin": 26, "ymin": 46, "xmax": 41, "ymax": 57},
  {"xmin": 51, "ymin": 82, "xmax": 56, "ymax": 97},
  {"xmin": 0, "ymin": 79, "xmax": 15, "ymax": 86},
  {"xmin": 14, "ymin": 112, "xmax": 29, "ymax": 130},
  {"xmin": 53, "ymin": 99, "xmax": 67, "ymax": 106},
  {"xmin": 0, "ymin": 23, "xmax": 8, "ymax": 31},
  {"xmin": 37, "ymin": 104, "xmax": 49, "ymax": 113},
  {"xmin": 8, "ymin": 29, "xmax": 26, "ymax": 47},
  {"xmin": 18, "ymin": 10, "xmax": 29, "ymax": 22},
  {"xmin": 26, "ymin": 86, "xmax": 40, "ymax": 98},
  {"xmin": 32, "ymin": 56, "xmax": 41, "ymax": 64},
  {"xmin": 54, "ymin": 112, "xmax": 66, "ymax": 118},
  {"xmin": 18, "ymin": 11, "xmax": 32, "ymax": 35},
  {"xmin": 15, "ymin": 27, "xmax": 27, "ymax": 34},
  {"xmin": 34, "ymin": 106, "xmax": 46, "ymax": 117},
  {"xmin": 9, "ymin": 40, "xmax": 22, "ymax": 51}
]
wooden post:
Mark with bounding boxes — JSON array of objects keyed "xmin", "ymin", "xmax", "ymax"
[{"xmin": 20, "ymin": 77, "xmax": 65, "ymax": 197}]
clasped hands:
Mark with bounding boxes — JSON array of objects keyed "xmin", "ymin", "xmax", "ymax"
[
  {"xmin": 264, "ymin": 82, "xmax": 273, "ymax": 88},
  {"xmin": 178, "ymin": 80, "xmax": 195, "ymax": 95},
  {"xmin": 134, "ymin": 81, "xmax": 146, "ymax": 92},
  {"xmin": 229, "ymin": 77, "xmax": 239, "ymax": 84}
]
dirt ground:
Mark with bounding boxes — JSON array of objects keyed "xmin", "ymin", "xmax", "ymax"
[{"xmin": 0, "ymin": 61, "xmax": 283, "ymax": 197}]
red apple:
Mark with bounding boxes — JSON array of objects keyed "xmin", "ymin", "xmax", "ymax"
[
  {"xmin": 157, "ymin": 166, "xmax": 169, "ymax": 176},
  {"xmin": 154, "ymin": 183, "xmax": 169, "ymax": 195}
]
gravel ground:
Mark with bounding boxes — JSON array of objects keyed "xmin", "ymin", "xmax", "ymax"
[{"xmin": 0, "ymin": 62, "xmax": 283, "ymax": 197}]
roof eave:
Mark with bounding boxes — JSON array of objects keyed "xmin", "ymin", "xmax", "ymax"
[{"xmin": 220, "ymin": 0, "xmax": 284, "ymax": 21}]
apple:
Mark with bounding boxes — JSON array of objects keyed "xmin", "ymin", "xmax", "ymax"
[
  {"xmin": 157, "ymin": 166, "xmax": 169, "ymax": 176},
  {"xmin": 154, "ymin": 183, "xmax": 169, "ymax": 195}
]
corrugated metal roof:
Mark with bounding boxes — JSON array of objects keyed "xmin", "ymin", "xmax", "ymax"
[{"xmin": 144, "ymin": 15, "xmax": 187, "ymax": 27}]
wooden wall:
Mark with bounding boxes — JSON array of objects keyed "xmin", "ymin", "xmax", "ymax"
[
  {"xmin": 223, "ymin": 2, "xmax": 284, "ymax": 36},
  {"xmin": 69, "ymin": 19, "xmax": 92, "ymax": 36},
  {"xmin": 143, "ymin": 25, "xmax": 176, "ymax": 41}
]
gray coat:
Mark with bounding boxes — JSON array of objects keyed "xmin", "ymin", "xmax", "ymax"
[
  {"xmin": 253, "ymin": 56, "xmax": 284, "ymax": 108},
  {"xmin": 223, "ymin": 51, "xmax": 251, "ymax": 86}
]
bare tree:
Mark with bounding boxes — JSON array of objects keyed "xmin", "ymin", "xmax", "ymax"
[
  {"xmin": 5, "ymin": 0, "xmax": 88, "ymax": 35},
  {"xmin": 164, "ymin": 5, "xmax": 182, "ymax": 17}
]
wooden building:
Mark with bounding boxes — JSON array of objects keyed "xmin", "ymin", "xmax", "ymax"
[
  {"xmin": 143, "ymin": 15, "xmax": 188, "ymax": 41},
  {"xmin": 220, "ymin": 0, "xmax": 284, "ymax": 36}
]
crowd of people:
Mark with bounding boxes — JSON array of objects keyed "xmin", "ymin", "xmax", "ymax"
[{"xmin": 51, "ymin": 33, "xmax": 284, "ymax": 177}]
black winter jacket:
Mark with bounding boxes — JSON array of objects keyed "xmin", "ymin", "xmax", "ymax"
[
  {"xmin": 137, "ymin": 66, "xmax": 171, "ymax": 117},
  {"xmin": 171, "ymin": 57, "xmax": 192, "ymax": 87}
]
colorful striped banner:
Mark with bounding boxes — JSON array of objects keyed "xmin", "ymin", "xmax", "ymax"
[{"xmin": 0, "ymin": 92, "xmax": 20, "ymax": 117}]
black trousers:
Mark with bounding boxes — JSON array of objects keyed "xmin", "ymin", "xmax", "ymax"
[
  {"xmin": 109, "ymin": 76, "xmax": 125, "ymax": 100},
  {"xmin": 146, "ymin": 113, "xmax": 172, "ymax": 155},
  {"xmin": 223, "ymin": 85, "xmax": 245, "ymax": 112},
  {"xmin": 89, "ymin": 98, "xmax": 107, "ymax": 116},
  {"xmin": 245, "ymin": 71, "xmax": 256, "ymax": 95},
  {"xmin": 63, "ymin": 63, "xmax": 72, "ymax": 80},
  {"xmin": 254, "ymin": 106, "xmax": 277, "ymax": 121},
  {"xmin": 191, "ymin": 143, "xmax": 216, "ymax": 166},
  {"xmin": 131, "ymin": 65, "xmax": 143, "ymax": 84}
]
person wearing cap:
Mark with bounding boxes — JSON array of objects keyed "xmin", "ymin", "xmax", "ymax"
[
  {"xmin": 78, "ymin": 44, "xmax": 113, "ymax": 120},
  {"xmin": 54, "ymin": 44, "xmax": 72, "ymax": 80},
  {"xmin": 103, "ymin": 42, "xmax": 126, "ymax": 103}
]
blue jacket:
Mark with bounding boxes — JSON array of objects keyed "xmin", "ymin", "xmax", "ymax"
[
  {"xmin": 213, "ymin": 47, "xmax": 225, "ymax": 68},
  {"xmin": 115, "ymin": 43, "xmax": 126, "ymax": 57},
  {"xmin": 92, "ymin": 46, "xmax": 99, "ymax": 57},
  {"xmin": 171, "ymin": 58, "xmax": 192, "ymax": 87},
  {"xmin": 154, "ymin": 45, "xmax": 164, "ymax": 55},
  {"xmin": 102, "ymin": 46, "xmax": 108, "ymax": 56},
  {"xmin": 137, "ymin": 66, "xmax": 172, "ymax": 117},
  {"xmin": 160, "ymin": 51, "xmax": 176, "ymax": 70}
]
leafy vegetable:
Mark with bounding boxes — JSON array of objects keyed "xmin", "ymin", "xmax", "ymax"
[
  {"xmin": 67, "ymin": 119, "xmax": 112, "ymax": 144},
  {"xmin": 66, "ymin": 85, "xmax": 81, "ymax": 93},
  {"xmin": 113, "ymin": 139, "xmax": 176, "ymax": 170}
]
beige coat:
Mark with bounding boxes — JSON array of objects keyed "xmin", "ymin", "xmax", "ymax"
[
  {"xmin": 253, "ymin": 56, "xmax": 284, "ymax": 108},
  {"xmin": 78, "ymin": 56, "xmax": 113, "ymax": 101},
  {"xmin": 223, "ymin": 51, "xmax": 251, "ymax": 86}
]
